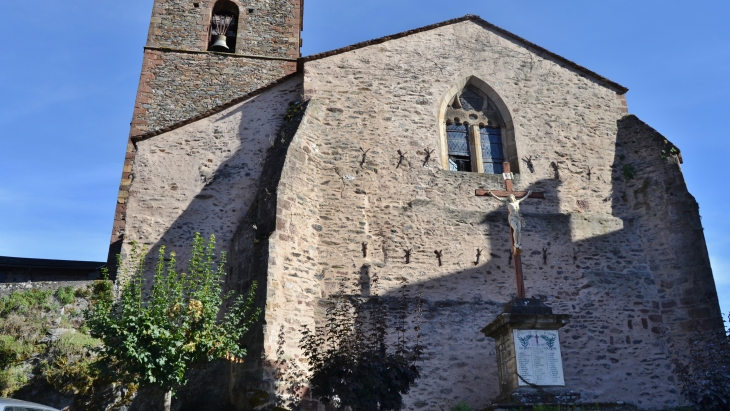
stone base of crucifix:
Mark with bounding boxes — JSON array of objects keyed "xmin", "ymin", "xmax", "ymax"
[{"xmin": 481, "ymin": 298, "xmax": 579, "ymax": 405}]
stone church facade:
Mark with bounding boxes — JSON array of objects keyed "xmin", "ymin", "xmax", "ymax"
[{"xmin": 109, "ymin": 1, "xmax": 722, "ymax": 409}]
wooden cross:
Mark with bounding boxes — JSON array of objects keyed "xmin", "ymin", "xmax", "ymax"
[{"xmin": 475, "ymin": 161, "xmax": 544, "ymax": 298}]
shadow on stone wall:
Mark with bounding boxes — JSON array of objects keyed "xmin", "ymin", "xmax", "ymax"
[
  {"xmin": 372, "ymin": 117, "xmax": 722, "ymax": 408},
  {"xmin": 122, "ymin": 110, "xmax": 723, "ymax": 411},
  {"xmin": 120, "ymin": 94, "xmax": 306, "ymax": 411}
]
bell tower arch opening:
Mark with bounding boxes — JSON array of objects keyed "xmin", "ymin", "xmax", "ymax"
[
  {"xmin": 208, "ymin": 0, "xmax": 240, "ymax": 52},
  {"xmin": 438, "ymin": 76, "xmax": 518, "ymax": 174}
]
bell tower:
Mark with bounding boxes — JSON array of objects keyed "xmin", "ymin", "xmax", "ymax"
[
  {"xmin": 108, "ymin": 0, "xmax": 302, "ymax": 269},
  {"xmin": 133, "ymin": 0, "xmax": 302, "ymax": 136}
]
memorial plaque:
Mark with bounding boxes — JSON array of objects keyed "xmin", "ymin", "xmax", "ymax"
[{"xmin": 513, "ymin": 329, "xmax": 565, "ymax": 386}]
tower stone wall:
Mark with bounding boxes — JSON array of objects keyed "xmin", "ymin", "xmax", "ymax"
[
  {"xmin": 109, "ymin": 0, "xmax": 302, "ymax": 270},
  {"xmin": 134, "ymin": 0, "xmax": 302, "ymax": 135}
]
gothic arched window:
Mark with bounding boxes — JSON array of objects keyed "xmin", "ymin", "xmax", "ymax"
[
  {"xmin": 439, "ymin": 78, "xmax": 517, "ymax": 174},
  {"xmin": 446, "ymin": 122, "xmax": 471, "ymax": 171},
  {"xmin": 208, "ymin": 1, "xmax": 239, "ymax": 52}
]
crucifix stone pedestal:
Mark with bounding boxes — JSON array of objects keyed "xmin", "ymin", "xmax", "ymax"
[
  {"xmin": 481, "ymin": 299, "xmax": 577, "ymax": 404},
  {"xmin": 476, "ymin": 162, "xmax": 578, "ymax": 405}
]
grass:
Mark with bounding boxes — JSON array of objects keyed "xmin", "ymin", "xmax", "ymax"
[
  {"xmin": 52, "ymin": 333, "xmax": 102, "ymax": 359},
  {"xmin": 0, "ymin": 285, "xmax": 102, "ymax": 397},
  {"xmin": 0, "ymin": 335, "xmax": 35, "ymax": 368},
  {"xmin": 55, "ymin": 286, "xmax": 76, "ymax": 305},
  {"xmin": 43, "ymin": 332, "xmax": 102, "ymax": 397},
  {"xmin": 451, "ymin": 401, "xmax": 473, "ymax": 411},
  {"xmin": 0, "ymin": 289, "xmax": 52, "ymax": 317},
  {"xmin": 0, "ymin": 364, "xmax": 29, "ymax": 397}
]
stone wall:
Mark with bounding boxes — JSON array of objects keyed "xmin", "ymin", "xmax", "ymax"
[
  {"xmin": 131, "ymin": 50, "xmax": 296, "ymax": 135},
  {"xmin": 109, "ymin": 12, "xmax": 722, "ymax": 410},
  {"xmin": 120, "ymin": 76, "xmax": 303, "ymax": 276},
  {"xmin": 249, "ymin": 19, "xmax": 723, "ymax": 409},
  {"xmin": 225, "ymin": 98, "xmax": 323, "ymax": 410},
  {"xmin": 614, "ymin": 115, "xmax": 721, "ymax": 346},
  {"xmin": 110, "ymin": 0, "xmax": 302, "ymax": 262},
  {"xmin": 131, "ymin": 0, "xmax": 302, "ymax": 137},
  {"xmin": 146, "ymin": 0, "xmax": 302, "ymax": 57},
  {"xmin": 0, "ymin": 281, "xmax": 96, "ymax": 297}
]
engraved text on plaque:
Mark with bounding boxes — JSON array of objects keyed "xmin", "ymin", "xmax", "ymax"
[{"xmin": 513, "ymin": 329, "xmax": 565, "ymax": 386}]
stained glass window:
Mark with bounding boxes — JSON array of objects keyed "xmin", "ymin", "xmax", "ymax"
[
  {"xmin": 458, "ymin": 86, "xmax": 485, "ymax": 111},
  {"xmin": 480, "ymin": 126, "xmax": 504, "ymax": 174},
  {"xmin": 443, "ymin": 81, "xmax": 512, "ymax": 174},
  {"xmin": 447, "ymin": 123, "xmax": 471, "ymax": 172}
]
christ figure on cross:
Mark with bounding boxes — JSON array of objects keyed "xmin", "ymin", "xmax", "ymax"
[
  {"xmin": 487, "ymin": 190, "xmax": 533, "ymax": 250},
  {"xmin": 475, "ymin": 161, "xmax": 544, "ymax": 298}
]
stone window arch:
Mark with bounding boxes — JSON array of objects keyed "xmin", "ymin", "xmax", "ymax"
[
  {"xmin": 438, "ymin": 77, "xmax": 518, "ymax": 174},
  {"xmin": 208, "ymin": 0, "xmax": 240, "ymax": 52}
]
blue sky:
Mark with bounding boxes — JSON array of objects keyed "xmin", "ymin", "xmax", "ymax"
[{"xmin": 1, "ymin": 1, "xmax": 729, "ymax": 312}]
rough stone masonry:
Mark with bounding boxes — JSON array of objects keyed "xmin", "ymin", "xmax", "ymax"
[{"xmin": 109, "ymin": 3, "xmax": 722, "ymax": 410}]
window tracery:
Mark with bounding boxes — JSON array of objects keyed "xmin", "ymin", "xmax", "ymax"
[{"xmin": 441, "ymin": 80, "xmax": 515, "ymax": 174}]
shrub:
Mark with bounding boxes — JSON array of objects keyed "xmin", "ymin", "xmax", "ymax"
[
  {"xmin": 90, "ymin": 279, "xmax": 112, "ymax": 302},
  {"xmin": 450, "ymin": 401, "xmax": 472, "ymax": 411},
  {"xmin": 300, "ymin": 281, "xmax": 423, "ymax": 411},
  {"xmin": 0, "ymin": 335, "xmax": 34, "ymax": 368},
  {"xmin": 0, "ymin": 364, "xmax": 29, "ymax": 397},
  {"xmin": 0, "ymin": 314, "xmax": 45, "ymax": 349},
  {"xmin": 670, "ymin": 314, "xmax": 730, "ymax": 410},
  {"xmin": 43, "ymin": 332, "xmax": 103, "ymax": 397},
  {"xmin": 55, "ymin": 286, "xmax": 76, "ymax": 305},
  {"xmin": 74, "ymin": 286, "xmax": 92, "ymax": 299},
  {"xmin": 54, "ymin": 332, "xmax": 102, "ymax": 358},
  {"xmin": 0, "ymin": 289, "xmax": 52, "ymax": 317},
  {"xmin": 85, "ymin": 233, "xmax": 260, "ymax": 411},
  {"xmin": 0, "ymin": 286, "xmax": 103, "ymax": 401}
]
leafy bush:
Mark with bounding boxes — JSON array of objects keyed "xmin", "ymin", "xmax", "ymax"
[
  {"xmin": 85, "ymin": 233, "xmax": 260, "ymax": 411},
  {"xmin": 300, "ymin": 281, "xmax": 423, "ymax": 411},
  {"xmin": 0, "ymin": 365, "xmax": 29, "ymax": 397},
  {"xmin": 90, "ymin": 279, "xmax": 112, "ymax": 302},
  {"xmin": 0, "ymin": 335, "xmax": 34, "ymax": 368},
  {"xmin": 75, "ymin": 286, "xmax": 92, "ymax": 299},
  {"xmin": 450, "ymin": 401, "xmax": 472, "ymax": 411},
  {"xmin": 55, "ymin": 286, "xmax": 76, "ymax": 305},
  {"xmin": 0, "ymin": 289, "xmax": 52, "ymax": 317},
  {"xmin": 672, "ymin": 329, "xmax": 730, "ymax": 410}
]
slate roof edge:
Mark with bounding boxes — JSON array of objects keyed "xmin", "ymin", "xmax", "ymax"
[
  {"xmin": 301, "ymin": 14, "xmax": 629, "ymax": 95},
  {"xmin": 0, "ymin": 256, "xmax": 106, "ymax": 270},
  {"xmin": 131, "ymin": 72, "xmax": 303, "ymax": 143}
]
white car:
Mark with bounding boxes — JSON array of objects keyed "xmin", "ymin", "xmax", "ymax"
[{"xmin": 0, "ymin": 398, "xmax": 62, "ymax": 411}]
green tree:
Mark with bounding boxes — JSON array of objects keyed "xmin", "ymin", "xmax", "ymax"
[{"xmin": 85, "ymin": 233, "xmax": 260, "ymax": 411}]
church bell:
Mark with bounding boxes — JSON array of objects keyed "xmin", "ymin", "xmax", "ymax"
[{"xmin": 210, "ymin": 35, "xmax": 229, "ymax": 51}]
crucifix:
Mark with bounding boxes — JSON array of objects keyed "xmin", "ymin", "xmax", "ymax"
[{"xmin": 475, "ymin": 161, "xmax": 544, "ymax": 298}]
